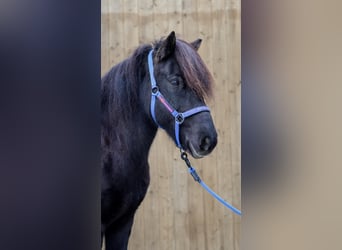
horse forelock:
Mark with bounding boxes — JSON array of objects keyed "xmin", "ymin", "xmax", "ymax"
[
  {"xmin": 174, "ymin": 40, "xmax": 213, "ymax": 101},
  {"xmin": 103, "ymin": 38, "xmax": 213, "ymax": 124}
]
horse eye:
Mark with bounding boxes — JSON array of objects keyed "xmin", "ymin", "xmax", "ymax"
[
  {"xmin": 169, "ymin": 77, "xmax": 182, "ymax": 86},
  {"xmin": 170, "ymin": 80, "xmax": 179, "ymax": 86}
]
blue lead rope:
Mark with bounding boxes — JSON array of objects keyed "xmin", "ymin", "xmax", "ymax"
[
  {"xmin": 189, "ymin": 167, "xmax": 242, "ymax": 216},
  {"xmin": 181, "ymin": 152, "xmax": 242, "ymax": 216}
]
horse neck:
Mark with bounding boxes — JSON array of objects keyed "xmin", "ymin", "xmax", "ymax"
[
  {"xmin": 102, "ymin": 56, "xmax": 158, "ymax": 161},
  {"xmin": 102, "ymin": 105, "xmax": 157, "ymax": 164},
  {"xmin": 120, "ymin": 112, "xmax": 157, "ymax": 159}
]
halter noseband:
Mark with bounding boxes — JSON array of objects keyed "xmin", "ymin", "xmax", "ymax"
[{"xmin": 148, "ymin": 50, "xmax": 210, "ymax": 149}]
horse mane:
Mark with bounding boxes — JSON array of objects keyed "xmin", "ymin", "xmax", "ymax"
[
  {"xmin": 101, "ymin": 37, "xmax": 213, "ymax": 126},
  {"xmin": 101, "ymin": 44, "xmax": 152, "ymax": 125}
]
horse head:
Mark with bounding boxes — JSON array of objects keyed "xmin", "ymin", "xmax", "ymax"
[{"xmin": 144, "ymin": 31, "xmax": 217, "ymax": 158}]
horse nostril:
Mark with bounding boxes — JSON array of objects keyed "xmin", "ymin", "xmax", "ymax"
[{"xmin": 200, "ymin": 136, "xmax": 211, "ymax": 151}]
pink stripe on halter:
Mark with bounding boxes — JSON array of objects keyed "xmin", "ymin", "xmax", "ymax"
[{"xmin": 158, "ymin": 95, "xmax": 174, "ymax": 113}]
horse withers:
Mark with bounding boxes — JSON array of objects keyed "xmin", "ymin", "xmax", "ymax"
[{"xmin": 101, "ymin": 31, "xmax": 217, "ymax": 250}]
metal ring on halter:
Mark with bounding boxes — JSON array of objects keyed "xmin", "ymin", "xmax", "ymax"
[
  {"xmin": 175, "ymin": 113, "xmax": 184, "ymax": 124},
  {"xmin": 151, "ymin": 86, "xmax": 159, "ymax": 95}
]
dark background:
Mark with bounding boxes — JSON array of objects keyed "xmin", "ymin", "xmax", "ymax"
[{"xmin": 0, "ymin": 1, "xmax": 100, "ymax": 250}]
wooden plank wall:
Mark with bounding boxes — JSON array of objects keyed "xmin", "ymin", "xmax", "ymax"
[{"xmin": 101, "ymin": 0, "xmax": 241, "ymax": 249}]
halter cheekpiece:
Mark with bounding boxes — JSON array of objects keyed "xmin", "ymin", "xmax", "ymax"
[{"xmin": 148, "ymin": 50, "xmax": 210, "ymax": 149}]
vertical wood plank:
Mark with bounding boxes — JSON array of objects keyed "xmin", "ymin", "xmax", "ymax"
[
  {"xmin": 197, "ymin": 1, "xmax": 220, "ymax": 250},
  {"xmin": 213, "ymin": 1, "xmax": 234, "ymax": 249},
  {"xmin": 123, "ymin": 0, "xmax": 139, "ymax": 56},
  {"xmin": 108, "ymin": 0, "xmax": 124, "ymax": 64},
  {"xmin": 181, "ymin": 2, "xmax": 208, "ymax": 250},
  {"xmin": 227, "ymin": 1, "xmax": 241, "ymax": 249}
]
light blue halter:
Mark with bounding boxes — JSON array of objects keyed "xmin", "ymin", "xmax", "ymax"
[{"xmin": 148, "ymin": 50, "xmax": 210, "ymax": 149}]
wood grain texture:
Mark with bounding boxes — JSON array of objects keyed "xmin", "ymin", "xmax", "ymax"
[{"xmin": 101, "ymin": 1, "xmax": 240, "ymax": 249}]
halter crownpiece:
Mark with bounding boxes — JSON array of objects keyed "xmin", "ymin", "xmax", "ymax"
[{"xmin": 148, "ymin": 50, "xmax": 210, "ymax": 149}]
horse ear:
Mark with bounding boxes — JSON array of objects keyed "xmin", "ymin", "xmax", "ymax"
[
  {"xmin": 156, "ymin": 31, "xmax": 176, "ymax": 61},
  {"xmin": 191, "ymin": 39, "xmax": 202, "ymax": 51}
]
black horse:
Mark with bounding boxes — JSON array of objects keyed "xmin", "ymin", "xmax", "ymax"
[{"xmin": 101, "ymin": 31, "xmax": 217, "ymax": 250}]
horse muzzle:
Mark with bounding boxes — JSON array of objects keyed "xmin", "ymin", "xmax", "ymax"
[{"xmin": 186, "ymin": 130, "xmax": 217, "ymax": 159}]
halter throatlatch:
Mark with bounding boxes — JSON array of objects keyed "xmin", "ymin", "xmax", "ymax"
[{"xmin": 148, "ymin": 50, "xmax": 210, "ymax": 149}]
